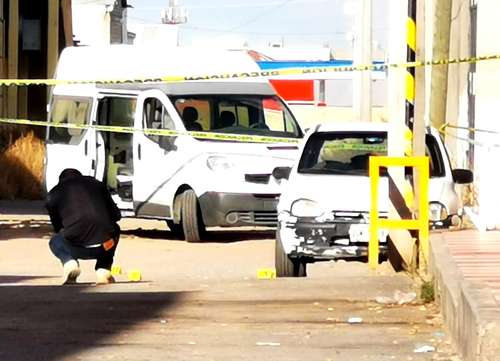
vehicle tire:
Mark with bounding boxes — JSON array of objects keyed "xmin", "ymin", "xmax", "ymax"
[
  {"xmin": 166, "ymin": 220, "xmax": 184, "ymax": 239},
  {"xmin": 275, "ymin": 233, "xmax": 307, "ymax": 277},
  {"xmin": 181, "ymin": 189, "xmax": 206, "ymax": 243}
]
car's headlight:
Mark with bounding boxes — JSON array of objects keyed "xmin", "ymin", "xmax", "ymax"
[
  {"xmin": 429, "ymin": 202, "xmax": 448, "ymax": 222},
  {"xmin": 290, "ymin": 199, "xmax": 324, "ymax": 218},
  {"xmin": 206, "ymin": 156, "xmax": 236, "ymax": 173}
]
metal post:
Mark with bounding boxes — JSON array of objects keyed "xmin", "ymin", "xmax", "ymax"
[
  {"xmin": 353, "ymin": 0, "xmax": 372, "ymax": 122},
  {"xmin": 405, "ymin": 0, "xmax": 416, "ymax": 129},
  {"xmin": 429, "ymin": 0, "xmax": 452, "ymax": 130}
]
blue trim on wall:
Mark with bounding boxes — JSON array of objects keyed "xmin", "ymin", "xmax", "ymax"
[{"xmin": 256, "ymin": 60, "xmax": 385, "ymax": 71}]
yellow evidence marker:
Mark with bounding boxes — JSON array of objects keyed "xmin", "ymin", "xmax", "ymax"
[
  {"xmin": 111, "ymin": 265, "xmax": 122, "ymax": 276},
  {"xmin": 257, "ymin": 268, "xmax": 276, "ymax": 280},
  {"xmin": 128, "ymin": 269, "xmax": 142, "ymax": 282}
]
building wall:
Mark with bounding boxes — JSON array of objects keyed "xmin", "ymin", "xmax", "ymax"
[
  {"xmin": 439, "ymin": 0, "xmax": 500, "ymax": 229},
  {"xmin": 72, "ymin": 0, "xmax": 128, "ymax": 46},
  {"xmin": 471, "ymin": 0, "xmax": 500, "ymax": 228}
]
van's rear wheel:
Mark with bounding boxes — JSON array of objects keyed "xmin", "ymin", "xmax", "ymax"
[
  {"xmin": 275, "ymin": 233, "xmax": 306, "ymax": 277},
  {"xmin": 181, "ymin": 189, "xmax": 206, "ymax": 243}
]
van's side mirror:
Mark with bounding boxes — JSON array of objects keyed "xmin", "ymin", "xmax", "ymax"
[
  {"xmin": 452, "ymin": 169, "xmax": 473, "ymax": 184},
  {"xmin": 159, "ymin": 136, "xmax": 177, "ymax": 152},
  {"xmin": 273, "ymin": 166, "xmax": 292, "ymax": 180}
]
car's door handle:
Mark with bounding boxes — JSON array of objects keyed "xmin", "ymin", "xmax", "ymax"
[
  {"xmin": 138, "ymin": 143, "xmax": 142, "ymax": 160},
  {"xmin": 84, "ymin": 140, "xmax": 88, "ymax": 155}
]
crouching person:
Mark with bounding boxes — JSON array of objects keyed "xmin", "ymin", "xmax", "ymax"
[{"xmin": 46, "ymin": 168, "xmax": 122, "ymax": 285}]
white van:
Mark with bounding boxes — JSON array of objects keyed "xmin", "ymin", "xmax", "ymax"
[{"xmin": 45, "ymin": 46, "xmax": 303, "ymax": 242}]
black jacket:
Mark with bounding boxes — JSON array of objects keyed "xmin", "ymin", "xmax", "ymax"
[{"xmin": 46, "ymin": 175, "xmax": 121, "ymax": 247}]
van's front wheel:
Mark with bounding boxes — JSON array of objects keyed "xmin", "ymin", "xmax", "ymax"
[
  {"xmin": 181, "ymin": 189, "xmax": 206, "ymax": 243},
  {"xmin": 166, "ymin": 220, "xmax": 184, "ymax": 239}
]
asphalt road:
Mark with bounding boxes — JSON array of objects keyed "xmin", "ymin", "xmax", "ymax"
[{"xmin": 0, "ymin": 215, "xmax": 459, "ymax": 361}]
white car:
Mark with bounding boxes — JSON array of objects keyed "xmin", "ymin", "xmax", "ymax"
[{"xmin": 274, "ymin": 122, "xmax": 473, "ymax": 277}]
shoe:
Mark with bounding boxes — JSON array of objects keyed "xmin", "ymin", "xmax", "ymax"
[
  {"xmin": 96, "ymin": 268, "xmax": 115, "ymax": 284},
  {"xmin": 62, "ymin": 260, "xmax": 81, "ymax": 285}
]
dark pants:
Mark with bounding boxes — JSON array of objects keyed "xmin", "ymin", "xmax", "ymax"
[{"xmin": 49, "ymin": 230, "xmax": 120, "ymax": 271}]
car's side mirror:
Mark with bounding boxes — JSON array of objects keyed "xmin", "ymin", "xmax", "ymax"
[
  {"xmin": 273, "ymin": 166, "xmax": 292, "ymax": 180},
  {"xmin": 452, "ymin": 169, "xmax": 473, "ymax": 184},
  {"xmin": 159, "ymin": 136, "xmax": 177, "ymax": 152}
]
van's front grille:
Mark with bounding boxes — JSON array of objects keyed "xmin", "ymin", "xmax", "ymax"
[
  {"xmin": 254, "ymin": 211, "xmax": 278, "ymax": 225},
  {"xmin": 226, "ymin": 211, "xmax": 278, "ymax": 226}
]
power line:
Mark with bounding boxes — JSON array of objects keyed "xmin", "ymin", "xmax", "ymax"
[
  {"xmin": 180, "ymin": 25, "xmax": 350, "ymax": 37},
  {"xmin": 210, "ymin": 0, "xmax": 296, "ymax": 38}
]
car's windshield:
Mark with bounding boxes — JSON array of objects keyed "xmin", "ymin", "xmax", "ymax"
[
  {"xmin": 170, "ymin": 95, "xmax": 302, "ymax": 139},
  {"xmin": 298, "ymin": 131, "xmax": 445, "ymax": 177},
  {"xmin": 298, "ymin": 131, "xmax": 388, "ymax": 175}
]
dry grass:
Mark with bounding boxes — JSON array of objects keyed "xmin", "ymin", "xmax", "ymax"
[{"xmin": 0, "ymin": 130, "xmax": 45, "ymax": 200}]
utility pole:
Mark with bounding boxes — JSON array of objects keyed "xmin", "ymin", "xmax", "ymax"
[
  {"xmin": 412, "ymin": 0, "xmax": 427, "ymax": 272},
  {"xmin": 162, "ymin": 0, "xmax": 188, "ymax": 24},
  {"xmin": 429, "ymin": 0, "xmax": 452, "ymax": 130},
  {"xmin": 353, "ymin": 0, "xmax": 372, "ymax": 122}
]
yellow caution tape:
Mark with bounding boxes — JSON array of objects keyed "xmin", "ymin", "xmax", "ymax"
[
  {"xmin": 440, "ymin": 123, "xmax": 500, "ymax": 135},
  {"xmin": 0, "ymin": 117, "xmax": 300, "ymax": 144},
  {"xmin": 323, "ymin": 143, "xmax": 387, "ymax": 152},
  {"xmin": 0, "ymin": 54, "xmax": 498, "ymax": 86}
]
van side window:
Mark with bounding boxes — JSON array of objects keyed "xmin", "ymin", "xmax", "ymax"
[
  {"xmin": 143, "ymin": 98, "xmax": 175, "ymax": 143},
  {"xmin": 48, "ymin": 96, "xmax": 92, "ymax": 144}
]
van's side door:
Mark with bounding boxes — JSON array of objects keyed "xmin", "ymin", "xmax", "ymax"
[
  {"xmin": 45, "ymin": 95, "xmax": 97, "ymax": 191},
  {"xmin": 132, "ymin": 90, "xmax": 185, "ymax": 218}
]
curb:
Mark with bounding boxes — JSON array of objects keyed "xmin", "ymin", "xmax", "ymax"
[{"xmin": 430, "ymin": 232, "xmax": 500, "ymax": 361}]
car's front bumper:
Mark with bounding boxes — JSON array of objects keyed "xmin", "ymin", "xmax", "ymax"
[
  {"xmin": 199, "ymin": 192, "xmax": 279, "ymax": 227},
  {"xmin": 430, "ymin": 215, "xmax": 459, "ymax": 230},
  {"xmin": 278, "ymin": 216, "xmax": 388, "ymax": 262}
]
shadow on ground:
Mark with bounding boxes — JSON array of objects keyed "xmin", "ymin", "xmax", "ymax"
[
  {"xmin": 0, "ymin": 282, "xmax": 185, "ymax": 361},
  {"xmin": 0, "ymin": 200, "xmax": 46, "ymax": 215},
  {"xmin": 0, "ymin": 219, "xmax": 53, "ymax": 241},
  {"xmin": 0, "ymin": 275, "xmax": 54, "ymax": 284},
  {"xmin": 122, "ymin": 228, "xmax": 276, "ymax": 243}
]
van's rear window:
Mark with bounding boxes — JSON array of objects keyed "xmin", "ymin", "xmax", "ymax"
[{"xmin": 48, "ymin": 96, "xmax": 92, "ymax": 145}]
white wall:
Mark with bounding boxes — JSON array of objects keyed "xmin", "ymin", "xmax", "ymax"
[
  {"xmin": 72, "ymin": 1, "xmax": 111, "ymax": 46},
  {"xmin": 471, "ymin": 0, "xmax": 500, "ymax": 229},
  {"xmin": 132, "ymin": 24, "xmax": 179, "ymax": 46}
]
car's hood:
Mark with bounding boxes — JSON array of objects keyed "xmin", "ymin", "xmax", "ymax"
[
  {"xmin": 201, "ymin": 139, "xmax": 300, "ymax": 173},
  {"xmin": 279, "ymin": 173, "xmax": 390, "ymax": 214}
]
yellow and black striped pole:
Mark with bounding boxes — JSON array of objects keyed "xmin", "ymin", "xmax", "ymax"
[{"xmin": 406, "ymin": 0, "xmax": 417, "ymax": 129}]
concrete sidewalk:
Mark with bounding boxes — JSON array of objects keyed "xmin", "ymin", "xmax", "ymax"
[{"xmin": 430, "ymin": 230, "xmax": 500, "ymax": 361}]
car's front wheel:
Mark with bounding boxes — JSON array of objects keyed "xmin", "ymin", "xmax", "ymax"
[{"xmin": 275, "ymin": 232, "xmax": 306, "ymax": 277}]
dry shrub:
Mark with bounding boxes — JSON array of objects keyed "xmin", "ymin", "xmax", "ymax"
[{"xmin": 0, "ymin": 131, "xmax": 45, "ymax": 200}]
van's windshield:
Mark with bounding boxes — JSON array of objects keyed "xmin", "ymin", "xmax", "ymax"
[
  {"xmin": 171, "ymin": 95, "xmax": 302, "ymax": 139},
  {"xmin": 298, "ymin": 131, "xmax": 445, "ymax": 177}
]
